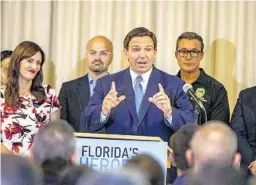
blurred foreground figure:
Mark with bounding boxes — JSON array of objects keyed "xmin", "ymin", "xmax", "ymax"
[
  {"xmin": 124, "ymin": 154, "xmax": 164, "ymax": 185},
  {"xmin": 58, "ymin": 165, "xmax": 99, "ymax": 185},
  {"xmin": 31, "ymin": 119, "xmax": 75, "ymax": 185},
  {"xmin": 190, "ymin": 164, "xmax": 248, "ymax": 185},
  {"xmin": 169, "ymin": 124, "xmax": 199, "ymax": 185},
  {"xmin": 1, "ymin": 153, "xmax": 42, "ymax": 185}
]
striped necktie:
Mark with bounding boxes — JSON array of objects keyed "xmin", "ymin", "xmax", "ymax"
[{"xmin": 134, "ymin": 76, "xmax": 144, "ymax": 117}]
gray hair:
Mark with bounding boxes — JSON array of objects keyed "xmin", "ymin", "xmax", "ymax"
[
  {"xmin": 191, "ymin": 121, "xmax": 238, "ymax": 167},
  {"xmin": 176, "ymin": 32, "xmax": 204, "ymax": 52},
  {"xmin": 31, "ymin": 119, "xmax": 75, "ymax": 163}
]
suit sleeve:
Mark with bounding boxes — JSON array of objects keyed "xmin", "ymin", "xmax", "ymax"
[
  {"xmin": 58, "ymin": 84, "xmax": 69, "ymax": 122},
  {"xmin": 209, "ymin": 86, "xmax": 230, "ymax": 124},
  {"xmin": 230, "ymin": 91, "xmax": 254, "ymax": 166},
  {"xmin": 168, "ymin": 82, "xmax": 196, "ymax": 131},
  {"xmin": 80, "ymin": 79, "xmax": 109, "ymax": 132}
]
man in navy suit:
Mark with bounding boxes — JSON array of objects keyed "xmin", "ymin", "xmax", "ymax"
[
  {"xmin": 80, "ymin": 27, "xmax": 195, "ymax": 141},
  {"xmin": 59, "ymin": 36, "xmax": 113, "ymax": 132},
  {"xmin": 230, "ymin": 86, "xmax": 256, "ymax": 176}
]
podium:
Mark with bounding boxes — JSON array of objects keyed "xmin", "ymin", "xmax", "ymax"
[{"xmin": 75, "ymin": 132, "xmax": 171, "ymax": 176}]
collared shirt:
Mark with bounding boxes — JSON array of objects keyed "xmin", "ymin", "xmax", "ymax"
[
  {"xmin": 177, "ymin": 68, "xmax": 230, "ymax": 124},
  {"xmin": 88, "ymin": 74, "xmax": 96, "ymax": 97},
  {"xmin": 129, "ymin": 68, "xmax": 152, "ymax": 94},
  {"xmin": 101, "ymin": 67, "xmax": 172, "ymax": 124}
]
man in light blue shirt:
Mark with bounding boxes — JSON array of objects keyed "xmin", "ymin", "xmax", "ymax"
[{"xmin": 59, "ymin": 36, "xmax": 113, "ymax": 132}]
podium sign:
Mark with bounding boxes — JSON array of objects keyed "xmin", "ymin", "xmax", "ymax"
[{"xmin": 75, "ymin": 133, "xmax": 168, "ymax": 175}]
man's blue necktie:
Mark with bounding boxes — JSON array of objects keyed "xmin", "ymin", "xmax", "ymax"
[{"xmin": 134, "ymin": 76, "xmax": 143, "ymax": 117}]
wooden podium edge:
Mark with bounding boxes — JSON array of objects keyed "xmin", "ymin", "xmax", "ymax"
[{"xmin": 75, "ymin": 132, "xmax": 173, "ymax": 168}]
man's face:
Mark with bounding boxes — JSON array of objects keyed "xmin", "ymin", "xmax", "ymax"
[
  {"xmin": 124, "ymin": 36, "xmax": 157, "ymax": 74},
  {"xmin": 86, "ymin": 39, "xmax": 113, "ymax": 73},
  {"xmin": 175, "ymin": 39, "xmax": 204, "ymax": 73}
]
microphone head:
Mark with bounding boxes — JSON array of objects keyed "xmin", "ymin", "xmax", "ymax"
[{"xmin": 183, "ymin": 83, "xmax": 193, "ymax": 93}]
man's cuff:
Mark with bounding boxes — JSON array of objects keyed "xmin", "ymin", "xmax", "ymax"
[
  {"xmin": 100, "ymin": 112, "xmax": 110, "ymax": 123},
  {"xmin": 164, "ymin": 115, "xmax": 173, "ymax": 125}
]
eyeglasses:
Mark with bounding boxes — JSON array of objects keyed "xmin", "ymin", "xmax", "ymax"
[
  {"xmin": 88, "ymin": 50, "xmax": 112, "ymax": 58},
  {"xmin": 177, "ymin": 49, "xmax": 202, "ymax": 58}
]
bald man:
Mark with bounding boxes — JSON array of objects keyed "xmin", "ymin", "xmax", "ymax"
[
  {"xmin": 59, "ymin": 36, "xmax": 113, "ymax": 132},
  {"xmin": 187, "ymin": 121, "xmax": 241, "ymax": 172}
]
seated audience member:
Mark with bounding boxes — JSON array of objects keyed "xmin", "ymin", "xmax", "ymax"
[
  {"xmin": 169, "ymin": 124, "xmax": 199, "ymax": 185},
  {"xmin": 249, "ymin": 177, "xmax": 256, "ymax": 185},
  {"xmin": 1, "ymin": 153, "xmax": 42, "ymax": 185},
  {"xmin": 58, "ymin": 165, "xmax": 99, "ymax": 185},
  {"xmin": 59, "ymin": 35, "xmax": 113, "ymax": 132},
  {"xmin": 124, "ymin": 154, "xmax": 164, "ymax": 185},
  {"xmin": 230, "ymin": 86, "xmax": 256, "ymax": 176},
  {"xmin": 189, "ymin": 164, "xmax": 248, "ymax": 185},
  {"xmin": 0, "ymin": 41, "xmax": 60, "ymax": 156},
  {"xmin": 89, "ymin": 172, "xmax": 149, "ymax": 185},
  {"xmin": 188, "ymin": 121, "xmax": 241, "ymax": 171},
  {"xmin": 31, "ymin": 119, "xmax": 76, "ymax": 185},
  {"xmin": 1, "ymin": 50, "xmax": 12, "ymax": 88}
]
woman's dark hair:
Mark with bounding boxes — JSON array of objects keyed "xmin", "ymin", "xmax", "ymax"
[
  {"xmin": 1, "ymin": 50, "xmax": 12, "ymax": 62},
  {"xmin": 4, "ymin": 41, "xmax": 46, "ymax": 106}
]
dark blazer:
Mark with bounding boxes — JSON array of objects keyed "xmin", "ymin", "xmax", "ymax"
[
  {"xmin": 230, "ymin": 86, "xmax": 256, "ymax": 169},
  {"xmin": 59, "ymin": 75, "xmax": 90, "ymax": 132},
  {"xmin": 80, "ymin": 67, "xmax": 195, "ymax": 142}
]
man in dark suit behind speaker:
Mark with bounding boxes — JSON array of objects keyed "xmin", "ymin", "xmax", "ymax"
[
  {"xmin": 59, "ymin": 36, "xmax": 113, "ymax": 132},
  {"xmin": 230, "ymin": 86, "xmax": 256, "ymax": 176}
]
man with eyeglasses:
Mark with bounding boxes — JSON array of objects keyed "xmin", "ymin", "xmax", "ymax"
[
  {"xmin": 59, "ymin": 36, "xmax": 113, "ymax": 132},
  {"xmin": 175, "ymin": 32, "xmax": 230, "ymax": 125}
]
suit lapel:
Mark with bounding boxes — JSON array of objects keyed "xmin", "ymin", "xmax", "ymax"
[
  {"xmin": 76, "ymin": 74, "xmax": 90, "ymax": 110},
  {"xmin": 123, "ymin": 69, "xmax": 138, "ymax": 123},
  {"xmin": 138, "ymin": 67, "xmax": 161, "ymax": 126}
]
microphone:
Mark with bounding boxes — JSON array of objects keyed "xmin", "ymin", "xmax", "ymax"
[
  {"xmin": 183, "ymin": 84, "xmax": 204, "ymax": 109},
  {"xmin": 183, "ymin": 83, "xmax": 208, "ymax": 124}
]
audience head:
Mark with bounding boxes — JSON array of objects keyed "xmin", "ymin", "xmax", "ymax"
[
  {"xmin": 190, "ymin": 163, "xmax": 248, "ymax": 185},
  {"xmin": 86, "ymin": 35, "xmax": 113, "ymax": 75},
  {"xmin": 31, "ymin": 119, "xmax": 76, "ymax": 173},
  {"xmin": 1, "ymin": 153, "xmax": 42, "ymax": 185},
  {"xmin": 1, "ymin": 50, "xmax": 12, "ymax": 86},
  {"xmin": 124, "ymin": 154, "xmax": 164, "ymax": 185},
  {"xmin": 59, "ymin": 165, "xmax": 98, "ymax": 185},
  {"xmin": 123, "ymin": 27, "xmax": 157, "ymax": 75},
  {"xmin": 175, "ymin": 32, "xmax": 204, "ymax": 73},
  {"xmin": 169, "ymin": 124, "xmax": 199, "ymax": 172},
  {"xmin": 88, "ymin": 172, "xmax": 149, "ymax": 185},
  {"xmin": 187, "ymin": 121, "xmax": 241, "ymax": 171},
  {"xmin": 4, "ymin": 41, "xmax": 46, "ymax": 106}
]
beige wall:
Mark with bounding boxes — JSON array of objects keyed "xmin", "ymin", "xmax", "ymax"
[{"xmin": 1, "ymin": 1, "xmax": 256, "ymax": 112}]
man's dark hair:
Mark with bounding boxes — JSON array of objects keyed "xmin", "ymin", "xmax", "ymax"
[
  {"xmin": 1, "ymin": 153, "xmax": 42, "ymax": 185},
  {"xmin": 124, "ymin": 154, "xmax": 164, "ymax": 185},
  {"xmin": 123, "ymin": 27, "xmax": 157, "ymax": 50},
  {"xmin": 59, "ymin": 165, "xmax": 98, "ymax": 185},
  {"xmin": 176, "ymin": 32, "xmax": 204, "ymax": 52},
  {"xmin": 1, "ymin": 50, "xmax": 12, "ymax": 62},
  {"xmin": 170, "ymin": 124, "xmax": 199, "ymax": 171}
]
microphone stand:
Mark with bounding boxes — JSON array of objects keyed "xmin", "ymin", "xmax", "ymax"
[{"xmin": 193, "ymin": 100, "xmax": 208, "ymax": 125}]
